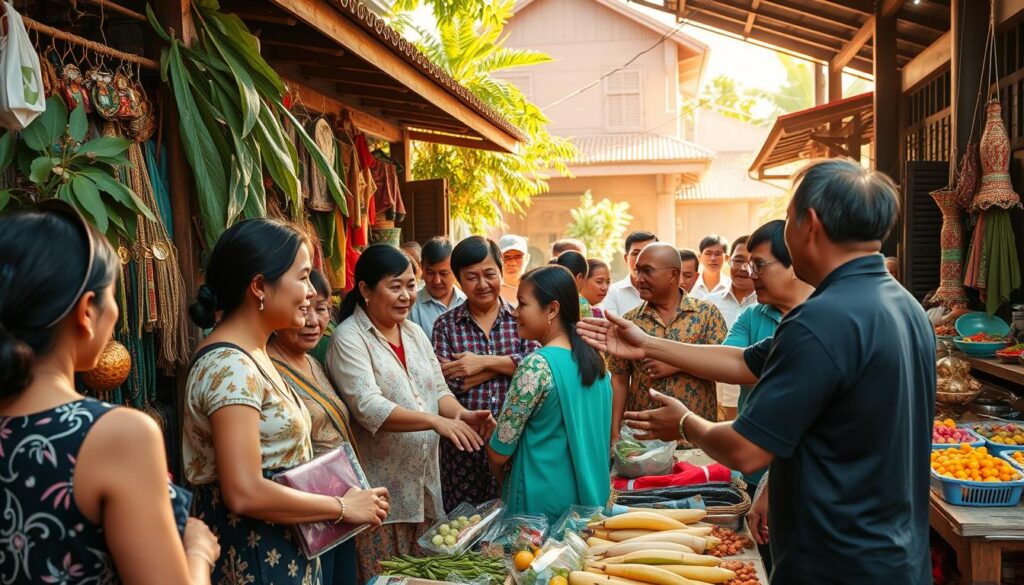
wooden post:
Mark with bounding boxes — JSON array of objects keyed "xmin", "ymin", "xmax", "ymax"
[
  {"xmin": 150, "ymin": 0, "xmax": 195, "ymax": 480},
  {"xmin": 814, "ymin": 63, "xmax": 826, "ymax": 106},
  {"xmin": 874, "ymin": 2, "xmax": 900, "ymax": 181},
  {"xmin": 828, "ymin": 59, "xmax": 843, "ymax": 154},
  {"xmin": 874, "ymin": 0, "xmax": 900, "ymax": 256},
  {"xmin": 951, "ymin": 0, "xmax": 989, "ymax": 157}
]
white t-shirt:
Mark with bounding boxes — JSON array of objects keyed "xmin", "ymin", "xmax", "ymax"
[
  {"xmin": 601, "ymin": 276, "xmax": 643, "ymax": 317},
  {"xmin": 689, "ymin": 271, "xmax": 731, "ymax": 300},
  {"xmin": 709, "ymin": 288, "xmax": 758, "ymax": 328}
]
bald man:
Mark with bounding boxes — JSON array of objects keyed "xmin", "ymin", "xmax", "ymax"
[{"xmin": 607, "ymin": 243, "xmax": 729, "ymax": 443}]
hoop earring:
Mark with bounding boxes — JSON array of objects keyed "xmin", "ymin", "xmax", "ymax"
[{"xmin": 258, "ymin": 296, "xmax": 265, "ymax": 312}]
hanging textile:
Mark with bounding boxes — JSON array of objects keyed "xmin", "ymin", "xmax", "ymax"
[
  {"xmin": 309, "ymin": 118, "xmax": 336, "ymax": 212},
  {"xmin": 929, "ymin": 187, "xmax": 969, "ymax": 308},
  {"xmin": 982, "ymin": 210, "xmax": 1020, "ymax": 314}
]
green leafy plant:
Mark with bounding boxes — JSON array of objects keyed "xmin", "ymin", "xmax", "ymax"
[
  {"xmin": 390, "ymin": 0, "xmax": 576, "ymax": 233},
  {"xmin": 565, "ymin": 191, "xmax": 632, "ymax": 263},
  {"xmin": 147, "ymin": 0, "xmax": 346, "ymax": 249},
  {"xmin": 0, "ymin": 96, "xmax": 155, "ymax": 241}
]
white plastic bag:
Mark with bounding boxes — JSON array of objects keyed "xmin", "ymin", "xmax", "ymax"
[{"xmin": 0, "ymin": 2, "xmax": 45, "ymax": 130}]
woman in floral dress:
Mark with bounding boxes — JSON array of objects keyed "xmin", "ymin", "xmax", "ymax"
[
  {"xmin": 0, "ymin": 203, "xmax": 219, "ymax": 584},
  {"xmin": 184, "ymin": 219, "xmax": 389, "ymax": 585},
  {"xmin": 487, "ymin": 266, "xmax": 613, "ymax": 523}
]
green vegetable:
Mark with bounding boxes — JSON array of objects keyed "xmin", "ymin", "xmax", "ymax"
[{"xmin": 379, "ymin": 551, "xmax": 507, "ymax": 584}]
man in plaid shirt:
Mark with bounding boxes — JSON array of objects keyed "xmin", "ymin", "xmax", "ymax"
[{"xmin": 432, "ymin": 236, "xmax": 540, "ymax": 511}]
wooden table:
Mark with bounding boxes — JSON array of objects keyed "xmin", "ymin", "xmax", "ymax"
[{"xmin": 930, "ymin": 491, "xmax": 1024, "ymax": 583}]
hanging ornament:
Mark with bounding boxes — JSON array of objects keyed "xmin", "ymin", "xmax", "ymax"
[
  {"xmin": 86, "ymin": 67, "xmax": 120, "ymax": 119},
  {"xmin": 309, "ymin": 118, "xmax": 336, "ymax": 212},
  {"xmin": 973, "ymin": 100, "xmax": 1022, "ymax": 211},
  {"xmin": 81, "ymin": 340, "xmax": 132, "ymax": 395},
  {"xmin": 930, "ymin": 187, "xmax": 970, "ymax": 309},
  {"xmin": 113, "ymin": 72, "xmax": 142, "ymax": 119},
  {"xmin": 61, "ymin": 63, "xmax": 91, "ymax": 113}
]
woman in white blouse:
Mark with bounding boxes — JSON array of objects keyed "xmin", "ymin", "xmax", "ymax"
[{"xmin": 328, "ymin": 244, "xmax": 496, "ymax": 580}]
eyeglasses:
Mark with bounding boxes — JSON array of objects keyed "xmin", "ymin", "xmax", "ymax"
[
  {"xmin": 743, "ymin": 259, "xmax": 779, "ymax": 276},
  {"xmin": 635, "ymin": 266, "xmax": 676, "ymax": 279}
]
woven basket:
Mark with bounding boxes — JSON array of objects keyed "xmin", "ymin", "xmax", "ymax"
[{"xmin": 608, "ymin": 478, "xmax": 751, "ymax": 517}]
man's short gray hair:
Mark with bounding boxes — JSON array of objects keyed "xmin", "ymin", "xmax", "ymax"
[{"xmin": 790, "ymin": 159, "xmax": 899, "ymax": 243}]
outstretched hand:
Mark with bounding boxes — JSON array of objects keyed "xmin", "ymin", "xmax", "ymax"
[
  {"xmin": 457, "ymin": 409, "xmax": 497, "ymax": 442},
  {"xmin": 577, "ymin": 311, "xmax": 649, "ymax": 361},
  {"xmin": 623, "ymin": 389, "xmax": 689, "ymax": 442}
]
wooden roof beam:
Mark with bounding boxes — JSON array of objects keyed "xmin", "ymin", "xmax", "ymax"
[
  {"xmin": 759, "ymin": 0, "xmax": 863, "ymax": 32},
  {"xmin": 701, "ymin": 2, "xmax": 847, "ymax": 50},
  {"xmin": 832, "ymin": 0, "xmax": 904, "ymax": 73},
  {"xmin": 744, "ymin": 0, "xmax": 761, "ymax": 36},
  {"xmin": 269, "ymin": 0, "xmax": 519, "ymax": 153},
  {"xmin": 282, "ymin": 74, "xmax": 403, "ymax": 142}
]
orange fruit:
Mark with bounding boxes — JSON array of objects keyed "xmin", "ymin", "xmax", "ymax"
[{"xmin": 514, "ymin": 550, "xmax": 534, "ymax": 572}]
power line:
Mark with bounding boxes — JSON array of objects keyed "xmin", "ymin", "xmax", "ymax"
[{"xmin": 541, "ymin": 0, "xmax": 716, "ymax": 112}]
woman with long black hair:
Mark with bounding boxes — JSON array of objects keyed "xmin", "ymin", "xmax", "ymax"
[
  {"xmin": 184, "ymin": 219, "xmax": 389, "ymax": 585},
  {"xmin": 486, "ymin": 265, "xmax": 612, "ymax": 523},
  {"xmin": 0, "ymin": 202, "xmax": 219, "ymax": 584},
  {"xmin": 327, "ymin": 244, "xmax": 495, "ymax": 580}
]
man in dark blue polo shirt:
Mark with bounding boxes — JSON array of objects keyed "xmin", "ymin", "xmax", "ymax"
[{"xmin": 579, "ymin": 159, "xmax": 935, "ymax": 584}]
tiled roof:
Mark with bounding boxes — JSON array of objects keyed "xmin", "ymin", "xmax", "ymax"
[
  {"xmin": 677, "ymin": 152, "xmax": 786, "ymax": 201},
  {"xmin": 328, "ymin": 0, "xmax": 527, "ymax": 142},
  {"xmin": 570, "ymin": 133, "xmax": 714, "ymax": 165}
]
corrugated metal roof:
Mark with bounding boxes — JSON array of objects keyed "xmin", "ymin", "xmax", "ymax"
[
  {"xmin": 676, "ymin": 152, "xmax": 787, "ymax": 201},
  {"xmin": 570, "ymin": 133, "xmax": 714, "ymax": 165}
]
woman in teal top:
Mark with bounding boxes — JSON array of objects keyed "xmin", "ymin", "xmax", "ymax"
[{"xmin": 487, "ymin": 265, "xmax": 612, "ymax": 523}]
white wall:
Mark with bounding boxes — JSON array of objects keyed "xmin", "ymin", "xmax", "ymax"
[{"xmin": 502, "ymin": 0, "xmax": 680, "ymax": 137}]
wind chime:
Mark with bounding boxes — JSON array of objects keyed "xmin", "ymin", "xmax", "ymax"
[{"xmin": 964, "ymin": 0, "xmax": 1022, "ymax": 315}]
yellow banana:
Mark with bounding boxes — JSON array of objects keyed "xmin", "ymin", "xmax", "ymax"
[
  {"xmin": 569, "ymin": 571, "xmax": 650, "ymax": 585},
  {"xmin": 620, "ymin": 531, "xmax": 708, "ymax": 553},
  {"xmin": 589, "ymin": 537, "xmax": 616, "ymax": 548},
  {"xmin": 591, "ymin": 512, "xmax": 687, "ymax": 531},
  {"xmin": 624, "ymin": 508, "xmax": 707, "ymax": 524},
  {"xmin": 597, "ymin": 563, "xmax": 699, "ymax": 585},
  {"xmin": 659, "ymin": 565, "xmax": 737, "ymax": 583},
  {"xmin": 586, "ymin": 566, "xmax": 607, "ymax": 575},
  {"xmin": 600, "ymin": 550, "xmax": 721, "ymax": 567},
  {"xmin": 604, "ymin": 541, "xmax": 695, "ymax": 557},
  {"xmin": 673, "ymin": 527, "xmax": 712, "ymax": 537}
]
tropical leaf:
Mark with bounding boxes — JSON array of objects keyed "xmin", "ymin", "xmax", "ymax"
[
  {"xmin": 202, "ymin": 9, "xmax": 286, "ymax": 97},
  {"xmin": 77, "ymin": 166, "xmax": 157, "ymax": 223},
  {"xmin": 145, "ymin": 4, "xmax": 172, "ymax": 43},
  {"xmin": 194, "ymin": 10, "xmax": 259, "ymax": 137},
  {"xmin": 77, "ymin": 136, "xmax": 131, "ymax": 158},
  {"xmin": 21, "ymin": 97, "xmax": 67, "ymax": 153},
  {"xmin": 0, "ymin": 131, "xmax": 15, "ymax": 171},
  {"xmin": 0, "ymin": 189, "xmax": 11, "ymax": 212},
  {"xmin": 165, "ymin": 40, "xmax": 227, "ymax": 247},
  {"xmin": 70, "ymin": 174, "xmax": 109, "ymax": 233},
  {"xmin": 68, "ymin": 103, "xmax": 88, "ymax": 143},
  {"xmin": 28, "ymin": 156, "xmax": 57, "ymax": 184}
]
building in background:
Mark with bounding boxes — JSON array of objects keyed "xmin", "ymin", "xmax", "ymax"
[{"xmin": 498, "ymin": 0, "xmax": 781, "ymax": 275}]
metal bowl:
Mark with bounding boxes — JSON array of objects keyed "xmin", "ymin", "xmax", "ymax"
[{"xmin": 969, "ymin": 401, "xmax": 1014, "ymax": 418}]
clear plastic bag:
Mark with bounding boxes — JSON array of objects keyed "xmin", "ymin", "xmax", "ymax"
[
  {"xmin": 447, "ymin": 571, "xmax": 495, "ymax": 585},
  {"xmin": 511, "ymin": 538, "xmax": 585, "ymax": 585},
  {"xmin": 551, "ymin": 505, "xmax": 604, "ymax": 540},
  {"xmin": 418, "ymin": 499, "xmax": 505, "ymax": 556},
  {"xmin": 612, "ymin": 423, "xmax": 676, "ymax": 478},
  {"xmin": 477, "ymin": 514, "xmax": 548, "ymax": 559}
]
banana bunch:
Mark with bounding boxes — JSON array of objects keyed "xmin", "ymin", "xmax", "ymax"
[{"xmin": 576, "ymin": 510, "xmax": 738, "ymax": 585}]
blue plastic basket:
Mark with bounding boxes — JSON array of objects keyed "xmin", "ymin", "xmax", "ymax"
[
  {"xmin": 931, "ymin": 425, "xmax": 986, "ymax": 450},
  {"xmin": 965, "ymin": 423, "xmax": 1024, "ymax": 455},
  {"xmin": 930, "ymin": 453, "xmax": 1024, "ymax": 507}
]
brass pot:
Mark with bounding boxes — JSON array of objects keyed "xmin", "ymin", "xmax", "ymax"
[{"xmin": 81, "ymin": 340, "xmax": 131, "ymax": 391}]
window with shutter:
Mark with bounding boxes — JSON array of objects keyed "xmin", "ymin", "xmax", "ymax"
[
  {"xmin": 604, "ymin": 69, "xmax": 643, "ymax": 132},
  {"xmin": 400, "ymin": 179, "xmax": 449, "ymax": 244},
  {"xmin": 901, "ymin": 161, "xmax": 948, "ymax": 300}
]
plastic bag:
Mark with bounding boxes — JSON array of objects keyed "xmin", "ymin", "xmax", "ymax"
[
  {"xmin": 419, "ymin": 499, "xmax": 505, "ymax": 556},
  {"xmin": 477, "ymin": 514, "xmax": 548, "ymax": 559},
  {"xmin": 512, "ymin": 538, "xmax": 585, "ymax": 585},
  {"xmin": 550, "ymin": 505, "xmax": 604, "ymax": 540},
  {"xmin": 446, "ymin": 571, "xmax": 494, "ymax": 585},
  {"xmin": 0, "ymin": 2, "xmax": 45, "ymax": 130},
  {"xmin": 612, "ymin": 423, "xmax": 676, "ymax": 478}
]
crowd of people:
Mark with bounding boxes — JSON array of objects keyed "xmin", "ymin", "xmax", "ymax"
[{"xmin": 0, "ymin": 158, "xmax": 935, "ymax": 585}]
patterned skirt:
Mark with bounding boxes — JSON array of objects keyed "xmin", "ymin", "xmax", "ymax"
[
  {"xmin": 439, "ymin": 441, "xmax": 500, "ymax": 512},
  {"xmin": 354, "ymin": 521, "xmax": 431, "ymax": 583},
  {"xmin": 192, "ymin": 481, "xmax": 322, "ymax": 585}
]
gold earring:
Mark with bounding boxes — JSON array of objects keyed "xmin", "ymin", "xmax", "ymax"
[{"xmin": 258, "ymin": 297, "xmax": 264, "ymax": 311}]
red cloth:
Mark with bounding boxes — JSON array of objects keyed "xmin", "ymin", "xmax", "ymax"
[
  {"xmin": 611, "ymin": 460, "xmax": 732, "ymax": 491},
  {"xmin": 344, "ymin": 219, "xmax": 361, "ymax": 292},
  {"xmin": 389, "ymin": 340, "xmax": 406, "ymax": 369}
]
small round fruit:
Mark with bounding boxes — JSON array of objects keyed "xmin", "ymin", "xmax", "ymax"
[
  {"xmin": 470, "ymin": 514, "xmax": 482, "ymax": 523},
  {"xmin": 439, "ymin": 524, "xmax": 451, "ymax": 535},
  {"xmin": 444, "ymin": 535, "xmax": 457, "ymax": 546},
  {"xmin": 432, "ymin": 535, "xmax": 444, "ymax": 546},
  {"xmin": 458, "ymin": 516, "xmax": 469, "ymax": 523},
  {"xmin": 514, "ymin": 550, "xmax": 535, "ymax": 572}
]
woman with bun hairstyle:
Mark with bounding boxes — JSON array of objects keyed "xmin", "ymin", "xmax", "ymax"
[
  {"xmin": 327, "ymin": 244, "xmax": 496, "ymax": 580},
  {"xmin": 0, "ymin": 202, "xmax": 220, "ymax": 584},
  {"xmin": 184, "ymin": 219, "xmax": 389, "ymax": 585}
]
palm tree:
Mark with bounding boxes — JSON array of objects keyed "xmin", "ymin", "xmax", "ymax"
[{"xmin": 389, "ymin": 0, "xmax": 576, "ymax": 232}]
